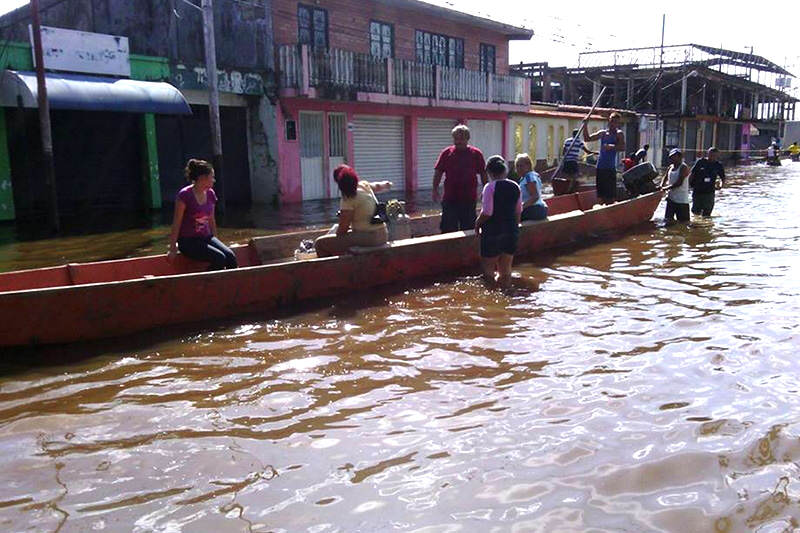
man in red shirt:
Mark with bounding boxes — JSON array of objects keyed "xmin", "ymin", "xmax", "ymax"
[{"xmin": 432, "ymin": 124, "xmax": 488, "ymax": 233}]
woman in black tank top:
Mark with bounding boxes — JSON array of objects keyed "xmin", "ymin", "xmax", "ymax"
[{"xmin": 475, "ymin": 156, "xmax": 522, "ymax": 287}]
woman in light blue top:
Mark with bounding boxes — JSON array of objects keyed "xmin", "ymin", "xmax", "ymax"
[{"xmin": 515, "ymin": 154, "xmax": 548, "ymax": 221}]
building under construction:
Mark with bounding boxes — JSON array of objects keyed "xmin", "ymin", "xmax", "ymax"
[{"xmin": 512, "ymin": 44, "xmax": 798, "ymax": 164}]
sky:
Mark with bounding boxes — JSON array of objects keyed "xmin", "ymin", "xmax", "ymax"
[{"xmin": 2, "ymin": 0, "xmax": 798, "ymax": 95}]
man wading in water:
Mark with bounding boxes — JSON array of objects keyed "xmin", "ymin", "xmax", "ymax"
[
  {"xmin": 584, "ymin": 112, "xmax": 625, "ymax": 205},
  {"xmin": 432, "ymin": 125, "xmax": 488, "ymax": 233}
]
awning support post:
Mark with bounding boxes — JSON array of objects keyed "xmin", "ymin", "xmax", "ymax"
[
  {"xmin": 142, "ymin": 113, "xmax": 162, "ymax": 209},
  {"xmin": 202, "ymin": 0, "xmax": 225, "ymax": 213}
]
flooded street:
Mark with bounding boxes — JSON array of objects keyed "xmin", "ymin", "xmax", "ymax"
[{"xmin": 1, "ymin": 163, "xmax": 800, "ymax": 532}]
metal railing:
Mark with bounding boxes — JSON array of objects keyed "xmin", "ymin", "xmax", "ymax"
[{"xmin": 278, "ymin": 44, "xmax": 528, "ymax": 106}]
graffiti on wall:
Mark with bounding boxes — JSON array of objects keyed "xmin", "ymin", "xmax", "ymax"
[{"xmin": 170, "ymin": 64, "xmax": 264, "ymax": 95}]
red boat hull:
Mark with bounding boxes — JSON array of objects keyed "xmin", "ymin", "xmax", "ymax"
[{"xmin": 0, "ymin": 190, "xmax": 662, "ymax": 347}]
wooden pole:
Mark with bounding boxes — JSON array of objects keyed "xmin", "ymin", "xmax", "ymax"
[
  {"xmin": 202, "ymin": 0, "xmax": 225, "ymax": 212},
  {"xmin": 30, "ymin": 0, "xmax": 59, "ymax": 232},
  {"xmin": 551, "ymin": 86, "xmax": 606, "ymax": 181}
]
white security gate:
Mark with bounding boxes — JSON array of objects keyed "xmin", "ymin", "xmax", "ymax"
[
  {"xmin": 328, "ymin": 112, "xmax": 347, "ymax": 174},
  {"xmin": 417, "ymin": 118, "xmax": 457, "ymax": 189},
  {"xmin": 468, "ymin": 119, "xmax": 503, "ymax": 161},
  {"xmin": 352, "ymin": 115, "xmax": 405, "ymax": 189},
  {"xmin": 299, "ymin": 112, "xmax": 325, "ymax": 200}
]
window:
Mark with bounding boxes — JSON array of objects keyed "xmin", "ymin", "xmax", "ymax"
[
  {"xmin": 370, "ymin": 21, "xmax": 393, "ymax": 58},
  {"xmin": 415, "ymin": 30, "xmax": 463, "ymax": 67},
  {"xmin": 479, "ymin": 43, "xmax": 495, "ymax": 74},
  {"xmin": 514, "ymin": 122, "xmax": 523, "ymax": 155},
  {"xmin": 298, "ymin": 4, "xmax": 328, "ymax": 49},
  {"xmin": 528, "ymin": 124, "xmax": 537, "ymax": 161},
  {"xmin": 329, "ymin": 113, "xmax": 347, "ymax": 158}
]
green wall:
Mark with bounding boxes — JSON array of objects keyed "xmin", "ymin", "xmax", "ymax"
[{"xmin": 0, "ymin": 42, "xmax": 171, "ymax": 219}]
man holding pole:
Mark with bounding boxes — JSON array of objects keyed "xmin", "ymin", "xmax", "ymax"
[
  {"xmin": 584, "ymin": 112, "xmax": 625, "ymax": 205},
  {"xmin": 561, "ymin": 128, "xmax": 597, "ymax": 192}
]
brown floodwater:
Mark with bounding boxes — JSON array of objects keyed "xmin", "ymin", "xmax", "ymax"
[{"xmin": 2, "ymin": 163, "xmax": 800, "ymax": 532}]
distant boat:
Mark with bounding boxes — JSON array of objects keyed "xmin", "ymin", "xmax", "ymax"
[{"xmin": 0, "ymin": 190, "xmax": 663, "ymax": 348}]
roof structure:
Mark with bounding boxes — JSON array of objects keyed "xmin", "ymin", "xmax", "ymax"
[
  {"xmin": 528, "ymin": 102, "xmax": 636, "ymax": 119},
  {"xmin": 578, "ymin": 43, "xmax": 793, "ymax": 77},
  {"xmin": 400, "ymin": 0, "xmax": 533, "ymax": 40}
]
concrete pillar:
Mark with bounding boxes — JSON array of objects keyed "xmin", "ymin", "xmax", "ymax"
[
  {"xmin": 592, "ymin": 81, "xmax": 601, "ymax": 104},
  {"xmin": 248, "ymin": 97, "xmax": 279, "ymax": 205},
  {"xmin": 0, "ymin": 108, "xmax": 15, "ymax": 221},
  {"xmin": 542, "ymin": 70, "xmax": 552, "ymax": 102},
  {"xmin": 716, "ymin": 86, "xmax": 723, "ymax": 116},
  {"xmin": 680, "ymin": 73, "xmax": 688, "ymax": 114},
  {"xmin": 300, "ymin": 44, "xmax": 310, "ymax": 96},
  {"xmin": 752, "ymin": 92, "xmax": 758, "ymax": 120},
  {"xmin": 700, "ymin": 83, "xmax": 706, "ymax": 114},
  {"xmin": 565, "ymin": 76, "xmax": 573, "ymax": 104},
  {"xmin": 141, "ymin": 113, "xmax": 162, "ymax": 209},
  {"xmin": 405, "ymin": 115, "xmax": 417, "ymax": 192},
  {"xmin": 680, "ymin": 118, "xmax": 687, "ymax": 152},
  {"xmin": 626, "ymin": 77, "xmax": 634, "ymax": 109}
]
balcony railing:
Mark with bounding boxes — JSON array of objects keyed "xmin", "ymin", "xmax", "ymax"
[
  {"xmin": 393, "ymin": 59, "xmax": 435, "ymax": 98},
  {"xmin": 309, "ymin": 48, "xmax": 387, "ymax": 93},
  {"xmin": 279, "ymin": 44, "xmax": 528, "ymax": 106}
]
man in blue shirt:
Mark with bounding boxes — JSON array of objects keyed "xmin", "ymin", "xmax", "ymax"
[{"xmin": 584, "ymin": 112, "xmax": 625, "ymax": 204}]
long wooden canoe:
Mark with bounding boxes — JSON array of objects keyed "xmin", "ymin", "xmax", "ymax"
[{"xmin": 0, "ymin": 190, "xmax": 663, "ymax": 348}]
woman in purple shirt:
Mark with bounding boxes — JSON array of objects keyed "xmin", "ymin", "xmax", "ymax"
[{"xmin": 167, "ymin": 159, "xmax": 237, "ymax": 270}]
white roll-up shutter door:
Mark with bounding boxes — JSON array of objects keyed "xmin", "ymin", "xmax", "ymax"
[
  {"xmin": 417, "ymin": 118, "xmax": 457, "ymax": 189},
  {"xmin": 469, "ymin": 119, "xmax": 503, "ymax": 161},
  {"xmin": 353, "ymin": 116, "xmax": 405, "ymax": 189}
]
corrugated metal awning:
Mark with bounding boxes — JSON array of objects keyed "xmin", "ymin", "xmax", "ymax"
[{"xmin": 0, "ymin": 70, "xmax": 191, "ymax": 114}]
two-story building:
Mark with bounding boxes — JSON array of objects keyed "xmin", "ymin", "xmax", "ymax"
[
  {"xmin": 273, "ymin": 0, "xmax": 532, "ymax": 201},
  {"xmin": 0, "ymin": 0, "xmax": 275, "ymax": 221}
]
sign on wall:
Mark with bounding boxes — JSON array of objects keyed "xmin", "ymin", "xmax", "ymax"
[{"xmin": 29, "ymin": 25, "xmax": 131, "ymax": 77}]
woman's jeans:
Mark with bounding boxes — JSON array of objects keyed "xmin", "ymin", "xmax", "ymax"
[{"xmin": 178, "ymin": 236, "xmax": 238, "ymax": 270}]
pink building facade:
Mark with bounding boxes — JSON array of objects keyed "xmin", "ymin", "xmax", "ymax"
[{"xmin": 273, "ymin": 0, "xmax": 532, "ymax": 202}]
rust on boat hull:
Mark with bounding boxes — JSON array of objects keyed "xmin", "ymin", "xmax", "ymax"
[{"xmin": 0, "ymin": 190, "xmax": 662, "ymax": 347}]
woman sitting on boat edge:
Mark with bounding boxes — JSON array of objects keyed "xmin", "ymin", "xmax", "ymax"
[
  {"xmin": 166, "ymin": 159, "xmax": 238, "ymax": 270},
  {"xmin": 515, "ymin": 153, "xmax": 548, "ymax": 221},
  {"xmin": 475, "ymin": 155, "xmax": 522, "ymax": 287},
  {"xmin": 314, "ymin": 165, "xmax": 392, "ymax": 257}
]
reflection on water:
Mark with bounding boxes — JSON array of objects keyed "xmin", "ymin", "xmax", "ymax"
[{"xmin": 1, "ymin": 163, "xmax": 800, "ymax": 531}]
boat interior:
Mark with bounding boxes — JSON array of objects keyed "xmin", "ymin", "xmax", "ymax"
[{"xmin": 0, "ymin": 190, "xmax": 600, "ymax": 293}]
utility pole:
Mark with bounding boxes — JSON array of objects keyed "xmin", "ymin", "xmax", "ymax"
[
  {"xmin": 655, "ymin": 14, "xmax": 665, "ymax": 166},
  {"xmin": 201, "ymin": 0, "xmax": 225, "ymax": 212},
  {"xmin": 30, "ymin": 0, "xmax": 59, "ymax": 232},
  {"xmin": 655, "ymin": 14, "xmax": 665, "ymax": 118}
]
